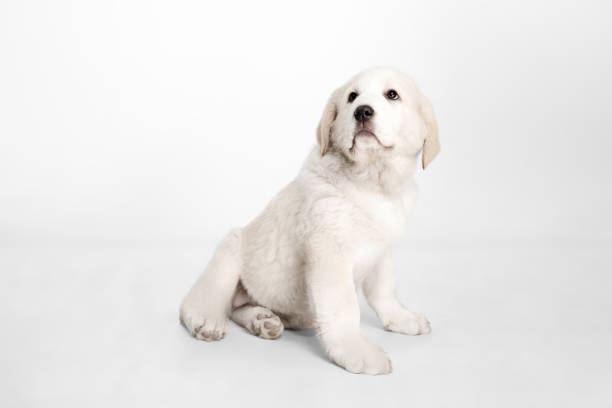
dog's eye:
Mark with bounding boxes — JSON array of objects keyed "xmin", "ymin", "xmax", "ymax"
[
  {"xmin": 385, "ymin": 89, "xmax": 400, "ymax": 100},
  {"xmin": 347, "ymin": 92, "xmax": 358, "ymax": 103}
]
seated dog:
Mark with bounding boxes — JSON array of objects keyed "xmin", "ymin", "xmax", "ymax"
[{"xmin": 180, "ymin": 67, "xmax": 440, "ymax": 375}]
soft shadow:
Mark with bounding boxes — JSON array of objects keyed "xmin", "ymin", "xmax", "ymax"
[
  {"xmin": 360, "ymin": 309, "xmax": 383, "ymax": 330},
  {"xmin": 281, "ymin": 328, "xmax": 328, "ymax": 362}
]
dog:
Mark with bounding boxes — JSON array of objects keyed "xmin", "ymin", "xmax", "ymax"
[{"xmin": 180, "ymin": 67, "xmax": 440, "ymax": 375}]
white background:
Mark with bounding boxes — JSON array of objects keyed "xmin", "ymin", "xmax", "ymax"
[{"xmin": 1, "ymin": 0, "xmax": 611, "ymax": 407}]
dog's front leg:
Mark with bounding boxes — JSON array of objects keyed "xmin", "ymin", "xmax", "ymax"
[
  {"xmin": 363, "ymin": 251, "xmax": 431, "ymax": 335},
  {"xmin": 308, "ymin": 249, "xmax": 392, "ymax": 375}
]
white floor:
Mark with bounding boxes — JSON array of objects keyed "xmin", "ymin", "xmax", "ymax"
[{"xmin": 1, "ymin": 240, "xmax": 611, "ymax": 407}]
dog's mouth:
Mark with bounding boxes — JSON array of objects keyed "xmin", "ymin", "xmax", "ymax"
[
  {"xmin": 355, "ymin": 128, "xmax": 378, "ymax": 139},
  {"xmin": 350, "ymin": 126, "xmax": 393, "ymax": 151}
]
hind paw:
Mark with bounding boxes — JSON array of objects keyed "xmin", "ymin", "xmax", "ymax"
[
  {"xmin": 180, "ymin": 305, "xmax": 227, "ymax": 342},
  {"xmin": 250, "ymin": 312, "xmax": 284, "ymax": 339}
]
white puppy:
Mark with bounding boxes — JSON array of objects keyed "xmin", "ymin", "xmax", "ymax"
[{"xmin": 180, "ymin": 67, "xmax": 440, "ymax": 375}]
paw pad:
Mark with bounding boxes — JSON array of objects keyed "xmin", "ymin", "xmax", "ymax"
[{"xmin": 251, "ymin": 315, "xmax": 283, "ymax": 339}]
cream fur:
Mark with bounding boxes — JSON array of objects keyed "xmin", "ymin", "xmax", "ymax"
[{"xmin": 180, "ymin": 67, "xmax": 439, "ymax": 375}]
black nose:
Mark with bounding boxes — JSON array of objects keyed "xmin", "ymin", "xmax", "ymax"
[{"xmin": 354, "ymin": 105, "xmax": 374, "ymax": 123}]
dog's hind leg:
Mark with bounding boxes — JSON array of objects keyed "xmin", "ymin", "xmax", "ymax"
[
  {"xmin": 180, "ymin": 228, "xmax": 243, "ymax": 341},
  {"xmin": 231, "ymin": 305, "xmax": 284, "ymax": 340}
]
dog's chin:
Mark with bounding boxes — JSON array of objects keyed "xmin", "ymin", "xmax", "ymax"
[
  {"xmin": 354, "ymin": 133, "xmax": 380, "ymax": 149},
  {"xmin": 350, "ymin": 129, "xmax": 393, "ymax": 152}
]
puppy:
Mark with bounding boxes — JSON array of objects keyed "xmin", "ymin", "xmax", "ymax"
[{"xmin": 180, "ymin": 67, "xmax": 440, "ymax": 375}]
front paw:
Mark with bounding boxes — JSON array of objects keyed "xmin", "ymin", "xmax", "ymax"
[
  {"xmin": 326, "ymin": 334, "xmax": 392, "ymax": 375},
  {"xmin": 382, "ymin": 310, "xmax": 431, "ymax": 335}
]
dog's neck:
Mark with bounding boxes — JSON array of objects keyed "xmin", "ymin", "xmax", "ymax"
[{"xmin": 304, "ymin": 146, "xmax": 418, "ymax": 197}]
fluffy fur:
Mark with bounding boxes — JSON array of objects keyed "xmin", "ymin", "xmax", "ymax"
[{"xmin": 180, "ymin": 67, "xmax": 440, "ymax": 374}]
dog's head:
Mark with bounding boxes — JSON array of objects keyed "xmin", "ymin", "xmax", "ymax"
[{"xmin": 316, "ymin": 67, "xmax": 439, "ymax": 169}]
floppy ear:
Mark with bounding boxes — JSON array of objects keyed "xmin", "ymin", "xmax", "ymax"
[
  {"xmin": 316, "ymin": 88, "xmax": 342, "ymax": 156},
  {"xmin": 419, "ymin": 94, "xmax": 440, "ymax": 169}
]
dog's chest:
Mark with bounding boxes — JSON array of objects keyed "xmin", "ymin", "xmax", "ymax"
[
  {"xmin": 349, "ymin": 188, "xmax": 414, "ymax": 239},
  {"xmin": 348, "ymin": 187, "xmax": 416, "ymax": 279}
]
